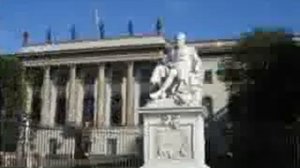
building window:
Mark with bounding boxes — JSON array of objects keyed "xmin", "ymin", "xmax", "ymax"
[
  {"xmin": 111, "ymin": 93, "xmax": 122, "ymax": 126},
  {"xmin": 204, "ymin": 70, "xmax": 213, "ymax": 84},
  {"xmin": 49, "ymin": 138, "xmax": 58, "ymax": 155},
  {"xmin": 82, "ymin": 81, "xmax": 95, "ymax": 126},
  {"xmin": 107, "ymin": 138, "xmax": 117, "ymax": 155},
  {"xmin": 202, "ymin": 96, "xmax": 213, "ymax": 116},
  {"xmin": 31, "ymin": 87, "xmax": 41, "ymax": 123},
  {"xmin": 55, "ymin": 86, "xmax": 66, "ymax": 125},
  {"xmin": 216, "ymin": 61, "xmax": 227, "ymax": 81},
  {"xmin": 140, "ymin": 69, "xmax": 152, "ymax": 82},
  {"xmin": 83, "ymin": 96, "xmax": 94, "ymax": 125},
  {"xmin": 55, "ymin": 97, "xmax": 66, "ymax": 125}
]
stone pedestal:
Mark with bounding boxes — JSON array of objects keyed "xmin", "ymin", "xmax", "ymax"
[{"xmin": 139, "ymin": 106, "xmax": 209, "ymax": 168}]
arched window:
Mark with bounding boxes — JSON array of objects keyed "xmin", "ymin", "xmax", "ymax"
[{"xmin": 202, "ymin": 96, "xmax": 213, "ymax": 116}]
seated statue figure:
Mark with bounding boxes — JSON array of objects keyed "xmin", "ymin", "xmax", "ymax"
[{"xmin": 149, "ymin": 32, "xmax": 204, "ymax": 106}]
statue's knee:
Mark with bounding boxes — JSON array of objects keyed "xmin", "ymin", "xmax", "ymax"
[{"xmin": 170, "ymin": 69, "xmax": 177, "ymax": 76}]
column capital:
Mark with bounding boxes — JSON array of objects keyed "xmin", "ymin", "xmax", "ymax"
[
  {"xmin": 98, "ymin": 62, "xmax": 106, "ymax": 66},
  {"xmin": 67, "ymin": 64, "xmax": 76, "ymax": 68},
  {"xmin": 43, "ymin": 65, "xmax": 50, "ymax": 69},
  {"xmin": 69, "ymin": 64, "xmax": 77, "ymax": 78},
  {"xmin": 127, "ymin": 61, "xmax": 134, "ymax": 71},
  {"xmin": 98, "ymin": 63, "xmax": 105, "ymax": 71},
  {"xmin": 127, "ymin": 61, "xmax": 134, "ymax": 67},
  {"xmin": 43, "ymin": 66, "xmax": 51, "ymax": 81},
  {"xmin": 43, "ymin": 65, "xmax": 50, "ymax": 73}
]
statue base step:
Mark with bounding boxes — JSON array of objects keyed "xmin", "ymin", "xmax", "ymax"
[{"xmin": 141, "ymin": 160, "xmax": 209, "ymax": 168}]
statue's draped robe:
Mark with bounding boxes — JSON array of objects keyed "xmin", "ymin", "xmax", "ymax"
[{"xmin": 150, "ymin": 46, "xmax": 204, "ymax": 106}]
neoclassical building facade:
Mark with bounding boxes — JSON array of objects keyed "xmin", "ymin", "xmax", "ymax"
[{"xmin": 15, "ymin": 34, "xmax": 235, "ymax": 160}]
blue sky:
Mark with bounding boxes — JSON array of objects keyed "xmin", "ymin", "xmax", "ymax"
[{"xmin": 0, "ymin": 0, "xmax": 300, "ymax": 53}]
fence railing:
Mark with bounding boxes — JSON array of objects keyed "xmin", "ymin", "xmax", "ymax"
[
  {"xmin": 285, "ymin": 134, "xmax": 300, "ymax": 168},
  {"xmin": 0, "ymin": 119, "xmax": 144, "ymax": 168}
]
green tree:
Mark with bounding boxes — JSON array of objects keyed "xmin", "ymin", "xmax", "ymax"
[
  {"xmin": 220, "ymin": 28, "xmax": 300, "ymax": 168},
  {"xmin": 0, "ymin": 55, "xmax": 43, "ymax": 152},
  {"xmin": 0, "ymin": 56, "xmax": 26, "ymax": 118},
  {"xmin": 0, "ymin": 55, "xmax": 27, "ymax": 152}
]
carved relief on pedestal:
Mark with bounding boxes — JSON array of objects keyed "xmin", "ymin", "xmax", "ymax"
[
  {"xmin": 154, "ymin": 114, "xmax": 191, "ymax": 160},
  {"xmin": 160, "ymin": 114, "xmax": 180, "ymax": 129}
]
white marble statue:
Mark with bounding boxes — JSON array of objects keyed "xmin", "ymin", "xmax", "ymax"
[
  {"xmin": 149, "ymin": 32, "xmax": 204, "ymax": 106},
  {"xmin": 140, "ymin": 35, "xmax": 209, "ymax": 167}
]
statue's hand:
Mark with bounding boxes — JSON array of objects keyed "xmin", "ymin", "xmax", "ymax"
[{"xmin": 150, "ymin": 76, "xmax": 160, "ymax": 85}]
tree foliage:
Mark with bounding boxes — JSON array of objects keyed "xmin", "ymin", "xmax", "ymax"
[
  {"xmin": 0, "ymin": 56, "xmax": 26, "ymax": 118},
  {"xmin": 222, "ymin": 28, "xmax": 300, "ymax": 123},
  {"xmin": 221, "ymin": 28, "xmax": 300, "ymax": 168}
]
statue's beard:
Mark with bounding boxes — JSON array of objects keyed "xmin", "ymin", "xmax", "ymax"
[{"xmin": 175, "ymin": 43, "xmax": 185, "ymax": 49}]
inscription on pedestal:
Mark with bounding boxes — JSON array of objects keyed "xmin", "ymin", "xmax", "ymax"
[
  {"xmin": 149, "ymin": 114, "xmax": 193, "ymax": 160},
  {"xmin": 156, "ymin": 128, "xmax": 189, "ymax": 159}
]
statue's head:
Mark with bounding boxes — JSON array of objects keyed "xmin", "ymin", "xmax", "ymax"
[{"xmin": 175, "ymin": 32, "xmax": 186, "ymax": 47}]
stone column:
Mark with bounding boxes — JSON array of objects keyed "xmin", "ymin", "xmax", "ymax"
[
  {"xmin": 126, "ymin": 62, "xmax": 135, "ymax": 126},
  {"xmin": 66, "ymin": 65, "xmax": 76, "ymax": 125},
  {"xmin": 25, "ymin": 82, "xmax": 33, "ymax": 115},
  {"xmin": 121, "ymin": 74, "xmax": 127, "ymax": 126},
  {"xmin": 105, "ymin": 68, "xmax": 112, "ymax": 127},
  {"xmin": 133, "ymin": 69, "xmax": 141, "ymax": 126},
  {"xmin": 93, "ymin": 78, "xmax": 98, "ymax": 126},
  {"xmin": 40, "ymin": 66, "xmax": 51, "ymax": 126},
  {"xmin": 48, "ymin": 80, "xmax": 57, "ymax": 126},
  {"xmin": 95, "ymin": 64, "xmax": 106, "ymax": 128},
  {"xmin": 75, "ymin": 78, "xmax": 84, "ymax": 126}
]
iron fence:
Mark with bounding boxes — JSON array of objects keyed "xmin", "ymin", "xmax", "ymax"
[
  {"xmin": 0, "ymin": 119, "xmax": 144, "ymax": 168},
  {"xmin": 285, "ymin": 133, "xmax": 300, "ymax": 168}
]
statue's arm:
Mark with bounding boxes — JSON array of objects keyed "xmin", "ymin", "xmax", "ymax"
[
  {"xmin": 191, "ymin": 47, "xmax": 202, "ymax": 73},
  {"xmin": 189, "ymin": 47, "xmax": 205, "ymax": 86}
]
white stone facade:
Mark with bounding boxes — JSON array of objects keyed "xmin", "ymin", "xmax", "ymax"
[
  {"xmin": 201, "ymin": 56, "xmax": 228, "ymax": 114},
  {"xmin": 17, "ymin": 35, "xmax": 232, "ymax": 158}
]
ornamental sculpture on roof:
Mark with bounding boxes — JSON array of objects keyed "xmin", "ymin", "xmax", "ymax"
[{"xmin": 148, "ymin": 32, "xmax": 204, "ymax": 107}]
